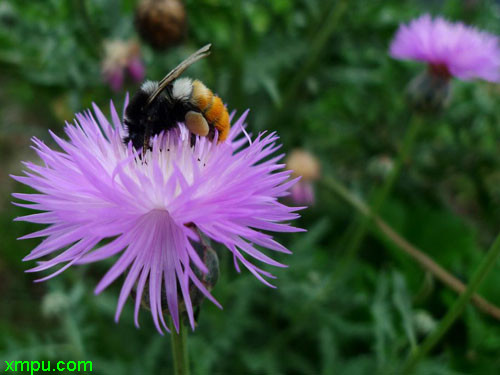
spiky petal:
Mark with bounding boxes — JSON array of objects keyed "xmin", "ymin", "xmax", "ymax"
[
  {"xmin": 12, "ymin": 99, "xmax": 304, "ymax": 334},
  {"xmin": 390, "ymin": 14, "xmax": 500, "ymax": 82}
]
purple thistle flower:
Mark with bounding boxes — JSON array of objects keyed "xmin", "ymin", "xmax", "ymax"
[
  {"xmin": 106, "ymin": 69, "xmax": 125, "ymax": 93},
  {"xmin": 289, "ymin": 182, "xmax": 315, "ymax": 206},
  {"xmin": 285, "ymin": 149, "xmax": 320, "ymax": 206},
  {"xmin": 127, "ymin": 57, "xmax": 146, "ymax": 83},
  {"xmin": 11, "ymin": 98, "xmax": 304, "ymax": 334},
  {"xmin": 102, "ymin": 40, "xmax": 145, "ymax": 92},
  {"xmin": 390, "ymin": 14, "xmax": 500, "ymax": 82}
]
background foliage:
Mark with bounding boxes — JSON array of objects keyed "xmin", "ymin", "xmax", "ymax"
[{"xmin": 1, "ymin": 0, "xmax": 500, "ymax": 374}]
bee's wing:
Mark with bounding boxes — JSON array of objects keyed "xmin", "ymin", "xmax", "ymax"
[{"xmin": 147, "ymin": 44, "xmax": 212, "ymax": 105}]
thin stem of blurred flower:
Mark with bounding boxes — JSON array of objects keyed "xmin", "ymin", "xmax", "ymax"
[
  {"xmin": 169, "ymin": 319, "xmax": 190, "ymax": 375},
  {"xmin": 322, "ymin": 176, "xmax": 500, "ymax": 321},
  {"xmin": 271, "ymin": 0, "xmax": 348, "ymax": 121},
  {"xmin": 286, "ymin": 0, "xmax": 349, "ymax": 97},
  {"xmin": 231, "ymin": 0, "xmax": 245, "ymax": 109},
  {"xmin": 332, "ymin": 114, "xmax": 423, "ymax": 283},
  {"xmin": 412, "ymin": 271, "xmax": 434, "ymax": 304},
  {"xmin": 402, "ymin": 233, "xmax": 500, "ymax": 374}
]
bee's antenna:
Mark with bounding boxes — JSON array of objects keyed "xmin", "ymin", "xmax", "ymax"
[{"xmin": 147, "ymin": 44, "xmax": 212, "ymax": 106}]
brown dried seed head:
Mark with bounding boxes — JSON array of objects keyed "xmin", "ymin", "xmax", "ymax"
[{"xmin": 135, "ymin": 0, "xmax": 187, "ymax": 50}]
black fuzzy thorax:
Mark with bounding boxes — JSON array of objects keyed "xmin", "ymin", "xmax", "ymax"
[{"xmin": 123, "ymin": 84, "xmax": 197, "ymax": 151}]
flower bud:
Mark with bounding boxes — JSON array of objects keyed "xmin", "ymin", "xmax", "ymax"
[
  {"xmin": 367, "ymin": 155, "xmax": 394, "ymax": 180},
  {"xmin": 135, "ymin": 0, "xmax": 187, "ymax": 50},
  {"xmin": 413, "ymin": 309, "xmax": 437, "ymax": 336},
  {"xmin": 102, "ymin": 40, "xmax": 145, "ymax": 92},
  {"xmin": 189, "ymin": 228, "xmax": 219, "ymax": 311},
  {"xmin": 285, "ymin": 149, "xmax": 321, "ymax": 205},
  {"xmin": 406, "ymin": 65, "xmax": 451, "ymax": 114},
  {"xmin": 286, "ymin": 149, "xmax": 321, "ymax": 181}
]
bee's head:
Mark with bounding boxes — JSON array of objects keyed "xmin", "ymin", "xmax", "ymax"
[
  {"xmin": 123, "ymin": 80, "xmax": 176, "ymax": 150},
  {"xmin": 125, "ymin": 81, "xmax": 165, "ymax": 122}
]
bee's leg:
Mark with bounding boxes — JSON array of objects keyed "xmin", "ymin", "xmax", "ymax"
[
  {"xmin": 185, "ymin": 111, "xmax": 209, "ymax": 137},
  {"xmin": 207, "ymin": 126, "xmax": 216, "ymax": 142},
  {"xmin": 143, "ymin": 124, "xmax": 151, "ymax": 155},
  {"xmin": 190, "ymin": 133, "xmax": 197, "ymax": 148}
]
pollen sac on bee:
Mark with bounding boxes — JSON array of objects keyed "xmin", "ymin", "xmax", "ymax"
[
  {"xmin": 135, "ymin": 0, "xmax": 187, "ymax": 50},
  {"xmin": 131, "ymin": 225, "xmax": 219, "ymax": 324},
  {"xmin": 406, "ymin": 67, "xmax": 451, "ymax": 114}
]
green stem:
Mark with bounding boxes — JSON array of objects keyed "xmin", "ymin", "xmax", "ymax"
[
  {"xmin": 333, "ymin": 113, "xmax": 423, "ymax": 282},
  {"xmin": 322, "ymin": 176, "xmax": 500, "ymax": 321},
  {"xmin": 73, "ymin": 0, "xmax": 102, "ymax": 59},
  {"xmin": 169, "ymin": 319, "xmax": 190, "ymax": 375},
  {"xmin": 277, "ymin": 177, "xmax": 500, "ymax": 353},
  {"xmin": 281, "ymin": 0, "xmax": 348, "ymax": 106},
  {"xmin": 270, "ymin": 0, "xmax": 348, "ymax": 125},
  {"xmin": 231, "ymin": 0, "xmax": 245, "ymax": 109},
  {"xmin": 402, "ymin": 233, "xmax": 500, "ymax": 374}
]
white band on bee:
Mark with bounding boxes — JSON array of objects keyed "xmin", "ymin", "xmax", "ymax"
[{"xmin": 172, "ymin": 78, "xmax": 193, "ymax": 101}]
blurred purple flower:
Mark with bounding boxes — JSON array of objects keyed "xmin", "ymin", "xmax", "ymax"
[
  {"xmin": 285, "ymin": 149, "xmax": 320, "ymax": 205},
  {"xmin": 127, "ymin": 57, "xmax": 146, "ymax": 82},
  {"xmin": 289, "ymin": 183, "xmax": 315, "ymax": 206},
  {"xmin": 106, "ymin": 70, "xmax": 125, "ymax": 93},
  {"xmin": 102, "ymin": 40, "xmax": 146, "ymax": 92},
  {"xmin": 390, "ymin": 14, "xmax": 500, "ymax": 82},
  {"xmin": 12, "ymin": 99, "xmax": 303, "ymax": 333}
]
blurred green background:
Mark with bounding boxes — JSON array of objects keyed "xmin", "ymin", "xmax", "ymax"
[{"xmin": 2, "ymin": 0, "xmax": 500, "ymax": 374}]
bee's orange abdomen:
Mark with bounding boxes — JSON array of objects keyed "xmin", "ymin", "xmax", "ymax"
[
  {"xmin": 192, "ymin": 80, "xmax": 213, "ymax": 111},
  {"xmin": 215, "ymin": 108, "xmax": 230, "ymax": 142},
  {"xmin": 191, "ymin": 79, "xmax": 230, "ymax": 142},
  {"xmin": 205, "ymin": 96, "xmax": 224, "ymax": 123}
]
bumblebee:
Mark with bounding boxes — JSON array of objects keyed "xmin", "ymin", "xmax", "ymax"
[{"xmin": 123, "ymin": 44, "xmax": 230, "ymax": 151}]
